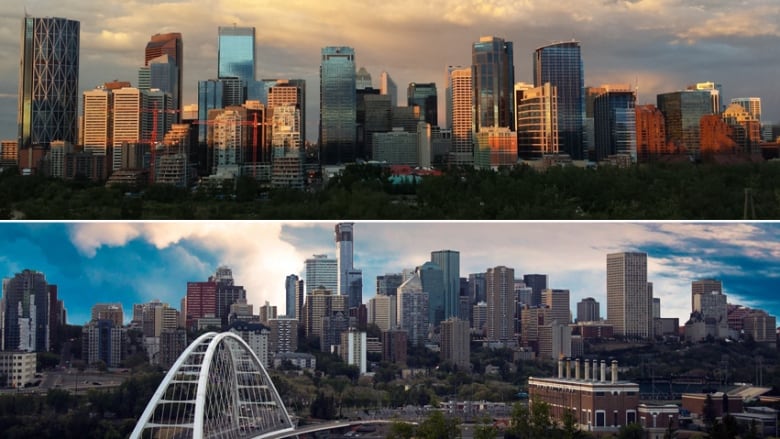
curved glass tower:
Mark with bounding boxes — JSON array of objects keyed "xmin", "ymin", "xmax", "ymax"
[
  {"xmin": 319, "ymin": 46, "xmax": 356, "ymax": 164},
  {"xmin": 17, "ymin": 16, "xmax": 80, "ymax": 148},
  {"xmin": 534, "ymin": 41, "xmax": 584, "ymax": 159},
  {"xmin": 472, "ymin": 36, "xmax": 515, "ymax": 131}
]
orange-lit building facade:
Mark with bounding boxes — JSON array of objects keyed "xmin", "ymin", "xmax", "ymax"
[
  {"xmin": 635, "ymin": 105, "xmax": 669, "ymax": 161},
  {"xmin": 699, "ymin": 115, "xmax": 737, "ymax": 155},
  {"xmin": 474, "ymin": 127, "xmax": 518, "ymax": 168}
]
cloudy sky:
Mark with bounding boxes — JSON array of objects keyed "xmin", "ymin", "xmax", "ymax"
[
  {"xmin": 0, "ymin": 221, "xmax": 777, "ymax": 327},
  {"xmin": 1, "ymin": 0, "xmax": 779, "ymax": 142}
]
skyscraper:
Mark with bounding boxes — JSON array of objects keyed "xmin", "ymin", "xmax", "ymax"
[
  {"xmin": 691, "ymin": 279, "xmax": 722, "ymax": 311},
  {"xmin": 336, "ymin": 223, "xmax": 355, "ymax": 296},
  {"xmin": 440, "ymin": 317, "xmax": 470, "ymax": 369},
  {"xmin": 576, "ymin": 297, "xmax": 600, "ymax": 322},
  {"xmin": 304, "ymin": 254, "xmax": 337, "ymax": 296},
  {"xmin": 145, "ymin": 33, "xmax": 183, "ymax": 115},
  {"xmin": 593, "ymin": 85, "xmax": 637, "ymax": 162},
  {"xmin": 730, "ymin": 97, "xmax": 761, "ymax": 123},
  {"xmin": 1, "ymin": 269, "xmax": 52, "ymax": 352},
  {"xmin": 379, "ymin": 71, "xmax": 397, "ymax": 107},
  {"xmin": 534, "ymin": 41, "xmax": 584, "ymax": 159},
  {"xmin": 606, "ymin": 252, "xmax": 652, "ymax": 338},
  {"xmin": 418, "ymin": 262, "xmax": 445, "ymax": 326},
  {"xmin": 523, "ymin": 274, "xmax": 548, "ymax": 307},
  {"xmin": 448, "ymin": 66, "xmax": 473, "ymax": 165},
  {"xmin": 472, "ymin": 36, "xmax": 515, "ymax": 131},
  {"xmin": 320, "ymin": 46, "xmax": 357, "ymax": 164},
  {"xmin": 407, "ymin": 82, "xmax": 438, "ymax": 126},
  {"xmin": 542, "ymin": 288, "xmax": 571, "ymax": 325},
  {"xmin": 656, "ymin": 90, "xmax": 712, "ymax": 157},
  {"xmin": 516, "ymin": 82, "xmax": 559, "ymax": 158},
  {"xmin": 431, "ymin": 250, "xmax": 460, "ymax": 321},
  {"xmin": 486, "ymin": 266, "xmax": 515, "ymax": 344},
  {"xmin": 396, "ymin": 273, "xmax": 429, "ymax": 346},
  {"xmin": 218, "ymin": 26, "xmax": 255, "ymax": 83},
  {"xmin": 18, "ymin": 17, "xmax": 80, "ymax": 148}
]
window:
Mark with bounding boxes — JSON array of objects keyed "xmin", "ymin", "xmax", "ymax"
[
  {"xmin": 595, "ymin": 411, "xmax": 605, "ymax": 427},
  {"xmin": 627, "ymin": 411, "xmax": 636, "ymax": 424}
]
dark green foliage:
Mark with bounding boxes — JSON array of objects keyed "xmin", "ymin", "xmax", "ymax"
[{"xmin": 416, "ymin": 410, "xmax": 461, "ymax": 439}]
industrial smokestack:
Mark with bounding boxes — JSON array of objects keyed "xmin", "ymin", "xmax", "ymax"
[
  {"xmin": 600, "ymin": 360, "xmax": 606, "ymax": 383},
  {"xmin": 611, "ymin": 360, "xmax": 618, "ymax": 383}
]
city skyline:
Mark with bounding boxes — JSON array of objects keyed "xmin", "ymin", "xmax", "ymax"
[
  {"xmin": 0, "ymin": 222, "xmax": 777, "ymax": 328},
  {"xmin": 1, "ymin": 1, "xmax": 779, "ymax": 143}
]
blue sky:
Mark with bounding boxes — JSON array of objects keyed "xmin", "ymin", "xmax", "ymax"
[
  {"xmin": 0, "ymin": 222, "xmax": 778, "ymax": 327},
  {"xmin": 1, "ymin": 0, "xmax": 779, "ymax": 141}
]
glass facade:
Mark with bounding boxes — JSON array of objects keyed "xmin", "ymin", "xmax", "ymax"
[
  {"xmin": 144, "ymin": 33, "xmax": 182, "ymax": 116},
  {"xmin": 657, "ymin": 90, "xmax": 712, "ymax": 157},
  {"xmin": 407, "ymin": 82, "xmax": 438, "ymax": 127},
  {"xmin": 534, "ymin": 41, "xmax": 585, "ymax": 159},
  {"xmin": 18, "ymin": 17, "xmax": 80, "ymax": 148},
  {"xmin": 472, "ymin": 36, "xmax": 515, "ymax": 131},
  {"xmin": 319, "ymin": 46, "xmax": 356, "ymax": 164},
  {"xmin": 594, "ymin": 89, "xmax": 637, "ymax": 161},
  {"xmin": 218, "ymin": 26, "xmax": 255, "ymax": 82}
]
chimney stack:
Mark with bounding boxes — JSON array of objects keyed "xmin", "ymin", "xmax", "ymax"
[
  {"xmin": 575, "ymin": 358, "xmax": 581, "ymax": 380},
  {"xmin": 593, "ymin": 359, "xmax": 598, "ymax": 381},
  {"xmin": 611, "ymin": 360, "xmax": 618, "ymax": 383},
  {"xmin": 600, "ymin": 360, "xmax": 606, "ymax": 382},
  {"xmin": 566, "ymin": 358, "xmax": 571, "ymax": 379},
  {"xmin": 584, "ymin": 358, "xmax": 590, "ymax": 381},
  {"xmin": 558, "ymin": 358, "xmax": 564, "ymax": 378}
]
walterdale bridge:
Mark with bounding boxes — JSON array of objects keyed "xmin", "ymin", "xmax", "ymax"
[{"xmin": 129, "ymin": 332, "xmax": 399, "ymax": 439}]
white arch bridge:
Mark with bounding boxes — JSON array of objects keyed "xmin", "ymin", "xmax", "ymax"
[{"xmin": 130, "ymin": 331, "xmax": 296, "ymax": 439}]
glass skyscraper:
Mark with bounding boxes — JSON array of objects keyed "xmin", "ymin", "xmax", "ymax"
[
  {"xmin": 17, "ymin": 16, "xmax": 80, "ymax": 148},
  {"xmin": 319, "ymin": 46, "xmax": 356, "ymax": 164},
  {"xmin": 657, "ymin": 90, "xmax": 712, "ymax": 157},
  {"xmin": 218, "ymin": 26, "xmax": 255, "ymax": 82},
  {"xmin": 593, "ymin": 87, "xmax": 637, "ymax": 161},
  {"xmin": 534, "ymin": 41, "xmax": 585, "ymax": 160},
  {"xmin": 472, "ymin": 36, "xmax": 515, "ymax": 131},
  {"xmin": 145, "ymin": 33, "xmax": 183, "ymax": 116},
  {"xmin": 407, "ymin": 82, "xmax": 438, "ymax": 126}
]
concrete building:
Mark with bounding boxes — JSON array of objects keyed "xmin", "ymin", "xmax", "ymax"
[
  {"xmin": 1, "ymin": 269, "xmax": 52, "ymax": 352},
  {"xmin": 542, "ymin": 288, "xmax": 571, "ymax": 325},
  {"xmin": 486, "ymin": 266, "xmax": 515, "ymax": 345},
  {"xmin": 339, "ymin": 328, "xmax": 367, "ymax": 374},
  {"xmin": 606, "ymin": 252, "xmax": 652, "ymax": 339},
  {"xmin": 303, "ymin": 287, "xmax": 346, "ymax": 339},
  {"xmin": 273, "ymin": 352, "xmax": 316, "ymax": 370},
  {"xmin": 0, "ymin": 351, "xmax": 37, "ymax": 388},
  {"xmin": 691, "ymin": 279, "xmax": 722, "ymax": 309},
  {"xmin": 577, "ymin": 297, "xmax": 600, "ymax": 322},
  {"xmin": 268, "ymin": 316, "xmax": 298, "ymax": 355},
  {"xmin": 440, "ymin": 317, "xmax": 470, "ymax": 370},
  {"xmin": 448, "ymin": 66, "xmax": 473, "ymax": 165},
  {"xmin": 635, "ymin": 104, "xmax": 669, "ymax": 160},
  {"xmin": 371, "ymin": 128, "xmax": 418, "ymax": 165},
  {"xmin": 472, "ymin": 301, "xmax": 488, "ymax": 335},
  {"xmin": 91, "ymin": 303, "xmax": 124, "ymax": 327},
  {"xmin": 159, "ymin": 328, "xmax": 187, "ymax": 369},
  {"xmin": 516, "ymin": 83, "xmax": 559, "ymax": 159},
  {"xmin": 538, "ymin": 321, "xmax": 572, "ymax": 360},
  {"xmin": 474, "ymin": 127, "xmax": 518, "ymax": 169},
  {"xmin": 229, "ymin": 321, "xmax": 270, "ymax": 366},
  {"xmin": 368, "ymin": 294, "xmax": 396, "ymax": 331},
  {"xmin": 529, "ymin": 359, "xmax": 639, "ymax": 435},
  {"xmin": 382, "ymin": 329, "xmax": 407, "ymax": 365},
  {"xmin": 83, "ymin": 319, "xmax": 125, "ymax": 367}
]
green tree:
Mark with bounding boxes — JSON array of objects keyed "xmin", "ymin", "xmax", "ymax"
[
  {"xmin": 474, "ymin": 417, "xmax": 498, "ymax": 439},
  {"xmin": 46, "ymin": 388, "xmax": 71, "ymax": 414},
  {"xmin": 616, "ymin": 423, "xmax": 644, "ymax": 439},
  {"xmin": 417, "ymin": 410, "xmax": 460, "ymax": 439},
  {"xmin": 387, "ymin": 420, "xmax": 415, "ymax": 439}
]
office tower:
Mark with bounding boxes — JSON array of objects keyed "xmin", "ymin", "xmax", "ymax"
[
  {"xmin": 82, "ymin": 320, "xmax": 124, "ymax": 367},
  {"xmin": 320, "ymin": 46, "xmax": 357, "ymax": 164},
  {"xmin": 268, "ymin": 79, "xmax": 307, "ymax": 149},
  {"xmin": 340, "ymin": 328, "xmax": 367, "ymax": 374},
  {"xmin": 688, "ymin": 82, "xmax": 722, "ymax": 114},
  {"xmin": 304, "ymin": 254, "xmax": 337, "ymax": 295},
  {"xmin": 516, "ymin": 83, "xmax": 559, "ymax": 158},
  {"xmin": 606, "ymin": 252, "xmax": 652, "ymax": 338},
  {"xmin": 268, "ymin": 316, "xmax": 298, "ymax": 355},
  {"xmin": 577, "ymin": 297, "xmax": 600, "ymax": 322},
  {"xmin": 206, "ymin": 104, "xmax": 265, "ymax": 176},
  {"xmin": 376, "ymin": 273, "xmax": 403, "ymax": 296},
  {"xmin": 18, "ymin": 17, "xmax": 80, "ymax": 148},
  {"xmin": 730, "ymin": 97, "xmax": 761, "ymax": 123},
  {"xmin": 472, "ymin": 301, "xmax": 487, "ymax": 334},
  {"xmin": 111, "ymin": 87, "xmax": 148, "ymax": 171},
  {"xmin": 271, "ymin": 104, "xmax": 304, "ymax": 189},
  {"xmin": 336, "ymin": 223, "xmax": 355, "ymax": 296},
  {"xmin": 593, "ymin": 85, "xmax": 637, "ymax": 162},
  {"xmin": 474, "ymin": 127, "xmax": 518, "ymax": 168},
  {"xmin": 431, "ymin": 250, "xmax": 460, "ymax": 321},
  {"xmin": 691, "ymin": 279, "xmax": 722, "ymax": 311},
  {"xmin": 345, "ymin": 269, "xmax": 363, "ymax": 309},
  {"xmin": 408, "ymin": 82, "xmax": 438, "ymax": 126},
  {"xmin": 382, "ymin": 329, "xmax": 407, "ymax": 365},
  {"xmin": 285, "ymin": 275, "xmax": 299, "ymax": 317},
  {"xmin": 135, "ymin": 300, "xmax": 179, "ymax": 337},
  {"xmin": 440, "ymin": 317, "xmax": 470, "ymax": 370},
  {"xmin": 418, "ymin": 262, "xmax": 445, "ymax": 326},
  {"xmin": 1, "ymin": 269, "xmax": 51, "ymax": 352},
  {"xmin": 523, "ymin": 274, "xmax": 548, "ymax": 307},
  {"xmin": 212, "ymin": 266, "xmax": 246, "ymax": 327},
  {"xmin": 656, "ymin": 90, "xmax": 712, "ymax": 157},
  {"xmin": 218, "ymin": 26, "xmax": 255, "ymax": 82},
  {"xmin": 722, "ymin": 104, "xmax": 761, "ymax": 154},
  {"xmin": 368, "ymin": 294, "xmax": 397, "ymax": 331},
  {"xmin": 635, "ymin": 105, "xmax": 668, "ymax": 161},
  {"xmin": 534, "ymin": 41, "xmax": 584, "ymax": 159},
  {"xmin": 448, "ymin": 67, "xmax": 473, "ymax": 165},
  {"xmin": 145, "ymin": 33, "xmax": 183, "ymax": 115},
  {"xmin": 473, "ymin": 36, "xmax": 515, "ymax": 131},
  {"xmin": 542, "ymin": 288, "xmax": 570, "ymax": 325},
  {"xmin": 91, "ymin": 303, "xmax": 124, "ymax": 327},
  {"xmin": 379, "ymin": 71, "xmax": 398, "ymax": 107},
  {"xmin": 185, "ymin": 280, "xmax": 217, "ymax": 329},
  {"xmin": 259, "ymin": 301, "xmax": 277, "ymax": 325},
  {"xmin": 356, "ymin": 67, "xmax": 372, "ymax": 89},
  {"xmin": 486, "ymin": 266, "xmax": 515, "ymax": 344},
  {"xmin": 396, "ymin": 273, "xmax": 429, "ymax": 346},
  {"xmin": 468, "ymin": 273, "xmax": 486, "ymax": 304},
  {"xmin": 82, "ymin": 87, "xmax": 112, "ymax": 156},
  {"xmin": 303, "ymin": 287, "xmax": 346, "ymax": 338}
]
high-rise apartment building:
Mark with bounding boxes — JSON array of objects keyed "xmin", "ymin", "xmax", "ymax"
[
  {"xmin": 303, "ymin": 287, "xmax": 346, "ymax": 339},
  {"xmin": 145, "ymin": 32, "xmax": 183, "ymax": 116},
  {"xmin": 577, "ymin": 297, "xmax": 600, "ymax": 322},
  {"xmin": 304, "ymin": 254, "xmax": 337, "ymax": 295},
  {"xmin": 18, "ymin": 17, "xmax": 80, "ymax": 148},
  {"xmin": 656, "ymin": 90, "xmax": 712, "ymax": 157},
  {"xmin": 1, "ymin": 269, "xmax": 52, "ymax": 352},
  {"xmin": 408, "ymin": 82, "xmax": 438, "ymax": 126},
  {"xmin": 91, "ymin": 303, "xmax": 124, "ymax": 327},
  {"xmin": 339, "ymin": 328, "xmax": 367, "ymax": 374},
  {"xmin": 486, "ymin": 266, "xmax": 515, "ymax": 344},
  {"xmin": 82, "ymin": 87, "xmax": 112, "ymax": 156},
  {"xmin": 730, "ymin": 97, "xmax": 761, "ymax": 123},
  {"xmin": 431, "ymin": 250, "xmax": 460, "ymax": 321},
  {"xmin": 440, "ymin": 317, "xmax": 470, "ymax": 370},
  {"xmin": 369, "ymin": 294, "xmax": 397, "ymax": 331},
  {"xmin": 448, "ymin": 66, "xmax": 473, "ymax": 165},
  {"xmin": 320, "ymin": 46, "xmax": 357, "ymax": 164},
  {"xmin": 268, "ymin": 316, "xmax": 298, "ymax": 355},
  {"xmin": 606, "ymin": 252, "xmax": 652, "ymax": 338},
  {"xmin": 534, "ymin": 41, "xmax": 584, "ymax": 159},
  {"xmin": 473, "ymin": 36, "xmax": 515, "ymax": 131},
  {"xmin": 82, "ymin": 319, "xmax": 124, "ymax": 367},
  {"xmin": 184, "ymin": 280, "xmax": 217, "ymax": 329},
  {"xmin": 267, "ymin": 79, "xmax": 306, "ymax": 149},
  {"xmin": 111, "ymin": 87, "xmax": 151, "ymax": 171},
  {"xmin": 593, "ymin": 85, "xmax": 637, "ymax": 162}
]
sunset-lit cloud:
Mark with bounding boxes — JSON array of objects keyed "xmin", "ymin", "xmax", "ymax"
[{"xmin": 0, "ymin": 0, "xmax": 778, "ymax": 140}]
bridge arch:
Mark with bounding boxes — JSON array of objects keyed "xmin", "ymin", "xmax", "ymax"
[{"xmin": 130, "ymin": 331, "xmax": 294, "ymax": 439}]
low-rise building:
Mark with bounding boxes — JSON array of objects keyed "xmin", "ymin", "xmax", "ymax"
[{"xmin": 0, "ymin": 351, "xmax": 37, "ymax": 388}]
